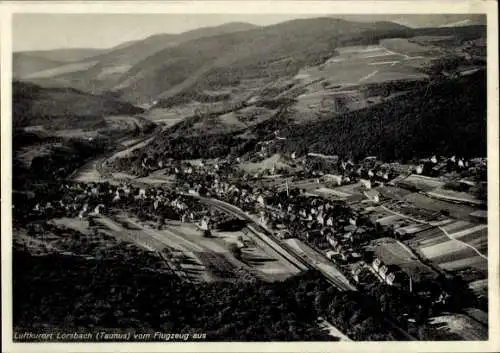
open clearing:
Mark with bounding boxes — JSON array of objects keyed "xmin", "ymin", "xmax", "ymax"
[
  {"xmin": 241, "ymin": 153, "xmax": 292, "ymax": 173},
  {"xmin": 285, "ymin": 40, "xmax": 437, "ymax": 122},
  {"xmin": 72, "ymin": 159, "xmax": 103, "ymax": 183},
  {"xmin": 48, "ymin": 217, "xmax": 91, "ymax": 235},
  {"xmin": 108, "ymin": 136, "xmax": 155, "ymax": 161},
  {"xmin": 294, "ymin": 43, "xmax": 431, "ymax": 86}
]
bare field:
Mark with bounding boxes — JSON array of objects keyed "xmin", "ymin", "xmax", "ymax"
[
  {"xmin": 72, "ymin": 159, "xmax": 103, "ymax": 183},
  {"xmin": 439, "ymin": 256, "xmax": 487, "ymax": 272},
  {"xmin": 379, "ymin": 38, "xmax": 439, "ymax": 56}
]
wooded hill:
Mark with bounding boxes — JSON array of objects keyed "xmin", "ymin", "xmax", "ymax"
[{"xmin": 13, "ymin": 81, "xmax": 144, "ymax": 129}]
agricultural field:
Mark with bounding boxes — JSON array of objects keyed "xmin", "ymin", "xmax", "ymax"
[
  {"xmin": 367, "ymin": 237, "xmax": 438, "ymax": 282},
  {"xmin": 406, "ymin": 220, "xmax": 488, "ymax": 282},
  {"xmin": 402, "ymin": 193, "xmax": 478, "ymax": 220},
  {"xmin": 397, "ymin": 174, "xmax": 446, "ymax": 192},
  {"xmin": 144, "ymin": 107, "xmax": 191, "ymax": 125},
  {"xmin": 276, "ymin": 39, "xmax": 445, "ymax": 122},
  {"xmin": 108, "ymin": 136, "xmax": 155, "ymax": 161},
  {"xmin": 426, "ymin": 188, "xmax": 484, "ymax": 205}
]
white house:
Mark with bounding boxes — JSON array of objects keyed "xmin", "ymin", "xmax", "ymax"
[
  {"xmin": 200, "ymin": 217, "xmax": 210, "ymax": 230},
  {"xmin": 360, "ymin": 179, "xmax": 372, "ymax": 190}
]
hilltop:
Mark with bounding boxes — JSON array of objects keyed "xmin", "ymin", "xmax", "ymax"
[
  {"xmin": 14, "ymin": 22, "xmax": 258, "ymax": 94},
  {"xmin": 16, "ymin": 48, "xmax": 107, "ymax": 63},
  {"xmin": 113, "ymin": 18, "xmax": 413, "ymax": 105},
  {"xmin": 15, "ymin": 16, "xmax": 485, "ymax": 111}
]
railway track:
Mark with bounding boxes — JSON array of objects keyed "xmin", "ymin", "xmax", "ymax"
[
  {"xmin": 201, "ymin": 197, "xmax": 418, "ymax": 341},
  {"xmin": 204, "ymin": 198, "xmax": 358, "ymax": 291}
]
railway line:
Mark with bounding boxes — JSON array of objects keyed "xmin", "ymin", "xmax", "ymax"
[{"xmin": 198, "ymin": 197, "xmax": 418, "ymax": 341}]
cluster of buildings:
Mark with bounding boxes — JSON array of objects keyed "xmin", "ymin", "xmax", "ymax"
[{"xmin": 21, "ymin": 182, "xmax": 207, "ymax": 225}]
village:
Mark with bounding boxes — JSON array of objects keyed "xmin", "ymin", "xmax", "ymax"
[{"xmin": 13, "ymin": 140, "xmax": 488, "ymax": 340}]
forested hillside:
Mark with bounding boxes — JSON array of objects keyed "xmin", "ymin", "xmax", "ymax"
[
  {"xmin": 13, "ymin": 81, "xmax": 144, "ymax": 129},
  {"xmin": 13, "ymin": 250, "xmax": 398, "ymax": 341},
  {"xmin": 114, "ymin": 18, "xmax": 413, "ymax": 104},
  {"xmin": 274, "ymin": 71, "xmax": 486, "ymax": 161}
]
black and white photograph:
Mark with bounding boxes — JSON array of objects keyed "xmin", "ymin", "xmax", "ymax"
[{"xmin": 1, "ymin": 1, "xmax": 499, "ymax": 351}]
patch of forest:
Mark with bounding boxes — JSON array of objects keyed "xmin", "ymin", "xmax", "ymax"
[
  {"xmin": 13, "ymin": 137, "xmax": 111, "ymax": 189},
  {"xmin": 13, "ymin": 81, "xmax": 144, "ymax": 129},
  {"xmin": 13, "ymin": 250, "xmax": 400, "ymax": 341}
]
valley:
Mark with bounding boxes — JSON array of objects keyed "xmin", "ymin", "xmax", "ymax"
[{"xmin": 10, "ymin": 14, "xmax": 489, "ymax": 343}]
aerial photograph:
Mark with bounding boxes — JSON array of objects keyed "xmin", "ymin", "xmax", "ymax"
[{"xmin": 10, "ymin": 13, "xmax": 488, "ymax": 342}]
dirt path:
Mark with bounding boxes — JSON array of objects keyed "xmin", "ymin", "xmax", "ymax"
[{"xmin": 358, "ymin": 69, "xmax": 379, "ymax": 82}]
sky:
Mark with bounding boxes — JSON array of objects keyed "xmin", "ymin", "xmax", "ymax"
[
  {"xmin": 12, "ymin": 13, "xmax": 482, "ymax": 52},
  {"xmin": 13, "ymin": 14, "xmax": 324, "ymax": 52}
]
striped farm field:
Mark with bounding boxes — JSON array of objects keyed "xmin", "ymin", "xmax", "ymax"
[
  {"xmin": 407, "ymin": 220, "xmax": 488, "ymax": 276},
  {"xmin": 439, "ymin": 255, "xmax": 487, "ymax": 272}
]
